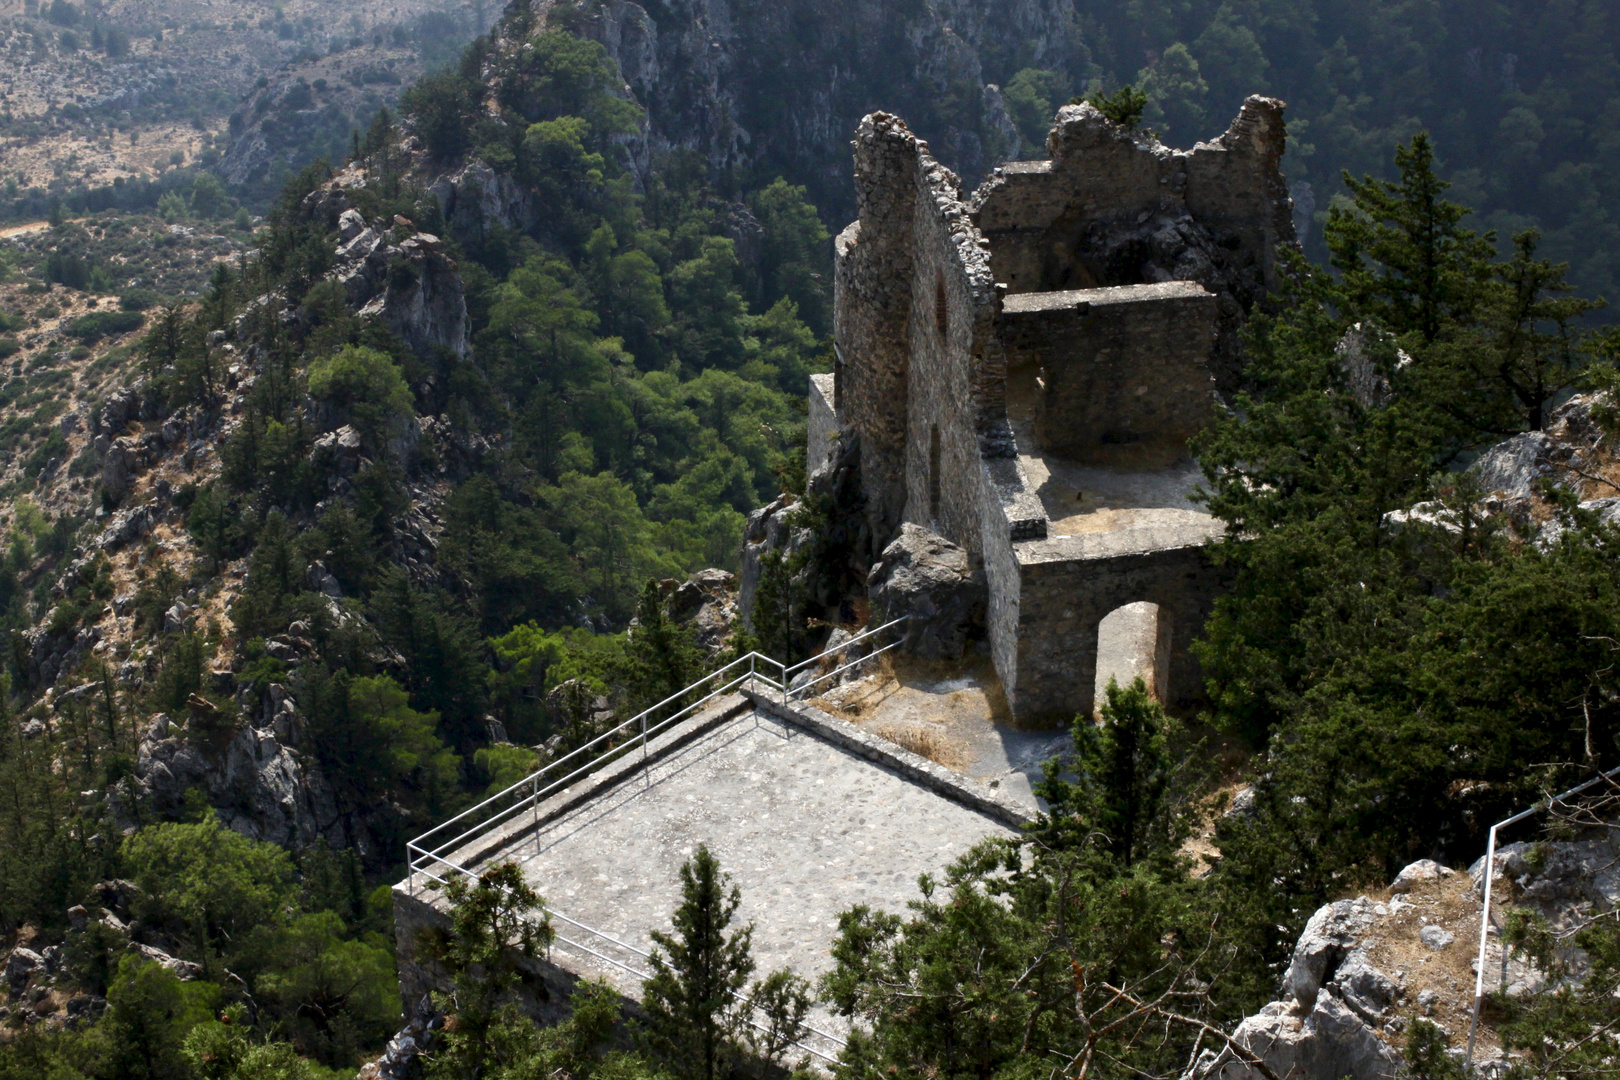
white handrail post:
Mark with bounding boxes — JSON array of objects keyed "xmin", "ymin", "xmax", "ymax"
[{"xmin": 1464, "ymin": 822, "xmax": 1500, "ymax": 1068}]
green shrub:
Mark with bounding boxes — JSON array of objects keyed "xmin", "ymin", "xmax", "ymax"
[
  {"xmin": 66, "ymin": 310, "xmax": 144, "ymax": 341},
  {"xmin": 119, "ymin": 288, "xmax": 161, "ymax": 311},
  {"xmin": 0, "ymin": 339, "xmax": 17, "ymax": 360},
  {"xmin": 306, "ymin": 345, "xmax": 412, "ymax": 436}
]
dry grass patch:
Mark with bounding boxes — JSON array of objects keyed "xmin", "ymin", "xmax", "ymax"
[{"xmin": 870, "ymin": 721, "xmax": 969, "ymax": 771}]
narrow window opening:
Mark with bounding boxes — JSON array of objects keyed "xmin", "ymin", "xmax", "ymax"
[
  {"xmin": 929, "ymin": 424, "xmax": 942, "ymax": 520},
  {"xmin": 934, "ymin": 268, "xmax": 949, "ymax": 340}
]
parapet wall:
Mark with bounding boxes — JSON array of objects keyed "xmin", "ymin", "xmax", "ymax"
[
  {"xmin": 970, "ymin": 96, "xmax": 1295, "ymax": 393},
  {"xmin": 999, "ymin": 281, "xmax": 1218, "ymax": 455}
]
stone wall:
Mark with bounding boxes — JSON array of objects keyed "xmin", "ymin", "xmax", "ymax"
[
  {"xmin": 998, "ymin": 282, "xmax": 1218, "ymax": 455},
  {"xmin": 807, "ymin": 372, "xmax": 838, "ymax": 474},
  {"xmin": 833, "ymin": 115, "xmax": 919, "ymax": 551},
  {"xmin": 835, "ymin": 112, "xmax": 1005, "ymax": 558},
  {"xmin": 1005, "ymin": 527, "xmax": 1228, "ymax": 723},
  {"xmin": 969, "ymin": 96, "xmax": 1296, "ymax": 392}
]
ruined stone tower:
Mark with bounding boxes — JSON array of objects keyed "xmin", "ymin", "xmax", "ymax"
[{"xmin": 822, "ymin": 97, "xmax": 1297, "ymax": 723}]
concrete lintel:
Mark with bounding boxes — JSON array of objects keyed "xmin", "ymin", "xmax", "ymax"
[
  {"xmin": 741, "ymin": 687, "xmax": 1035, "ymax": 830},
  {"xmin": 1000, "ymin": 280, "xmax": 1215, "ymax": 316},
  {"xmin": 1015, "ymin": 520, "xmax": 1223, "ymax": 565}
]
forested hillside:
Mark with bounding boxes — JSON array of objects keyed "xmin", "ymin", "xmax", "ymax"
[{"xmin": 1008, "ymin": 0, "xmax": 1620, "ymax": 307}]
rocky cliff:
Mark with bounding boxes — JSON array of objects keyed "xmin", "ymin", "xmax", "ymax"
[{"xmin": 536, "ymin": 0, "xmax": 1092, "ymax": 217}]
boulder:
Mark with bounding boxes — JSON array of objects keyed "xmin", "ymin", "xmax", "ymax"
[
  {"xmin": 337, "ymin": 208, "xmax": 366, "ymax": 242},
  {"xmin": 100, "ymin": 441, "xmax": 138, "ymax": 505},
  {"xmin": 95, "ymin": 505, "xmax": 152, "ymax": 551},
  {"xmin": 1216, "ymin": 992, "xmax": 1403, "ymax": 1080},
  {"xmin": 1282, "ymin": 899, "xmax": 1374, "ymax": 1008},
  {"xmin": 1390, "ymin": 859, "xmax": 1454, "ymax": 894},
  {"xmin": 1419, "ymin": 925, "xmax": 1455, "ymax": 950},
  {"xmin": 866, "ymin": 523, "xmax": 986, "ymax": 660},
  {"xmin": 5, "ymin": 947, "xmax": 42, "ymax": 994}
]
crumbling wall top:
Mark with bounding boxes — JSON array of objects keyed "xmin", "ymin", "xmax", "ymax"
[{"xmin": 852, "ymin": 112, "xmax": 999, "ymax": 310}]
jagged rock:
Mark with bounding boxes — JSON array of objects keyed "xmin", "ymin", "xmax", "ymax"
[
  {"xmin": 96, "ymin": 385, "xmax": 143, "ymax": 437},
  {"xmin": 1334, "ymin": 323, "xmax": 1409, "ymax": 410},
  {"xmin": 307, "ymin": 561, "xmax": 343, "ymax": 599},
  {"xmin": 163, "ymin": 601, "xmax": 191, "ymax": 635},
  {"xmin": 1330, "ymin": 952, "xmax": 1397, "ymax": 1023},
  {"xmin": 1470, "ymin": 836, "xmax": 1620, "ymax": 927},
  {"xmin": 100, "ymin": 441, "xmax": 138, "ymax": 505},
  {"xmin": 429, "ymin": 158, "xmax": 540, "ymax": 239},
  {"xmin": 1225, "ymin": 786, "xmax": 1256, "ymax": 819},
  {"xmin": 337, "ymin": 208, "xmax": 366, "ymax": 242},
  {"xmin": 311, "ymin": 425, "xmax": 363, "ymax": 478},
  {"xmin": 5, "ymin": 948, "xmax": 42, "ymax": 994},
  {"xmin": 738, "ymin": 495, "xmax": 791, "ymax": 624},
  {"xmin": 95, "ymin": 504, "xmax": 152, "ymax": 551},
  {"xmin": 867, "ymin": 523, "xmax": 987, "ymax": 660},
  {"xmin": 359, "ymin": 995, "xmax": 442, "ymax": 1080},
  {"xmin": 135, "ymin": 722, "xmax": 353, "ymax": 852},
  {"xmin": 131, "ymin": 943, "xmax": 202, "ymax": 981},
  {"xmin": 1472, "ymin": 431, "xmax": 1556, "ymax": 501},
  {"xmin": 669, "ymin": 569, "xmax": 739, "ymax": 653},
  {"xmin": 1215, "ymin": 992, "xmax": 1403, "ymax": 1080},
  {"xmin": 1283, "ymin": 899, "xmax": 1375, "ymax": 1008}
]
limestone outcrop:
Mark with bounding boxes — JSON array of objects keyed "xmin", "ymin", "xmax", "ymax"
[
  {"xmin": 1210, "ymin": 832, "xmax": 1620, "ymax": 1080},
  {"xmin": 133, "ymin": 716, "xmax": 356, "ymax": 854},
  {"xmin": 304, "ymin": 174, "xmax": 473, "ymax": 363}
]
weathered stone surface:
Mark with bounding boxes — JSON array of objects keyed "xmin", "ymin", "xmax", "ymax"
[
  {"xmin": 826, "ymin": 99, "xmax": 1286, "ymax": 722},
  {"xmin": 1472, "ymin": 431, "xmax": 1556, "ymax": 501},
  {"xmin": 95, "ymin": 504, "xmax": 152, "ymax": 551},
  {"xmin": 1419, "ymin": 924, "xmax": 1455, "ymax": 950},
  {"xmin": 131, "ymin": 942, "xmax": 202, "ymax": 981},
  {"xmin": 1390, "ymin": 859, "xmax": 1454, "ymax": 894},
  {"xmin": 135, "ymin": 722, "xmax": 353, "ymax": 853},
  {"xmin": 1284, "ymin": 899, "xmax": 1375, "ymax": 1008},
  {"xmin": 100, "ymin": 440, "xmax": 138, "ymax": 505},
  {"xmin": 1216, "ymin": 993, "xmax": 1403, "ymax": 1080},
  {"xmin": 5, "ymin": 948, "xmax": 42, "ymax": 994},
  {"xmin": 867, "ymin": 523, "xmax": 986, "ymax": 660}
]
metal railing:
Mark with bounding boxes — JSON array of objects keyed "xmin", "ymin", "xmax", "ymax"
[
  {"xmin": 1464, "ymin": 762, "xmax": 1620, "ymax": 1070},
  {"xmin": 403, "ymin": 615, "xmax": 908, "ymax": 1063}
]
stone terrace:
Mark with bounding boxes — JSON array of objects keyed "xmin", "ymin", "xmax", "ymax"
[{"xmin": 396, "ymin": 690, "xmax": 1026, "ymax": 1052}]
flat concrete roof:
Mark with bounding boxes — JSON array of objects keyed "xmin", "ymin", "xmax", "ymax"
[{"xmin": 409, "ymin": 693, "xmax": 1020, "ymax": 1049}]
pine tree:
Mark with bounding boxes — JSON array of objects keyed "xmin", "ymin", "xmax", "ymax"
[
  {"xmin": 421, "ymin": 862, "xmax": 554, "ymax": 1080},
  {"xmin": 621, "ymin": 580, "xmax": 703, "ymax": 717},
  {"xmin": 640, "ymin": 844, "xmax": 755, "ymax": 1080},
  {"xmin": 1327, "ymin": 132, "xmax": 1496, "ymax": 346}
]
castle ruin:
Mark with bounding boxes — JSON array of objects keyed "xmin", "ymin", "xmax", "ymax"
[{"xmin": 818, "ymin": 97, "xmax": 1296, "ymax": 723}]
